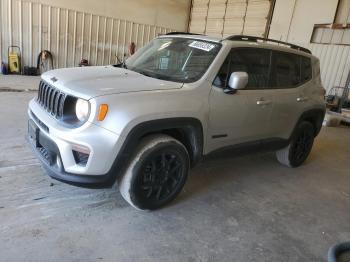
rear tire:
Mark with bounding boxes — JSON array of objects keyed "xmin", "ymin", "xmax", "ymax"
[
  {"xmin": 276, "ymin": 121, "xmax": 315, "ymax": 168},
  {"xmin": 118, "ymin": 135, "xmax": 190, "ymax": 210}
]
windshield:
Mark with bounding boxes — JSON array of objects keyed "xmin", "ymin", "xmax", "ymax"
[{"xmin": 125, "ymin": 37, "xmax": 221, "ymax": 83}]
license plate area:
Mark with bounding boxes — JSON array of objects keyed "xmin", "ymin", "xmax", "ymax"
[
  {"xmin": 28, "ymin": 119, "xmax": 40, "ymax": 147},
  {"xmin": 28, "ymin": 119, "xmax": 58, "ymax": 166}
]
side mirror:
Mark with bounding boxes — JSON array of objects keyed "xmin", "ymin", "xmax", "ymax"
[{"xmin": 224, "ymin": 72, "xmax": 248, "ymax": 94}]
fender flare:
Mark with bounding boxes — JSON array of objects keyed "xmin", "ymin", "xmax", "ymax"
[
  {"xmin": 291, "ymin": 108, "xmax": 326, "ymax": 140},
  {"xmin": 107, "ymin": 117, "xmax": 204, "ymax": 183}
]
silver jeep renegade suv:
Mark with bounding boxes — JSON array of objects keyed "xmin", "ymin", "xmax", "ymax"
[{"xmin": 28, "ymin": 34, "xmax": 326, "ymax": 210}]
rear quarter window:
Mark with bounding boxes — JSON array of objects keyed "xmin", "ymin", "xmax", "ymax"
[
  {"xmin": 270, "ymin": 51, "xmax": 312, "ymax": 89},
  {"xmin": 301, "ymin": 57, "xmax": 312, "ymax": 82}
]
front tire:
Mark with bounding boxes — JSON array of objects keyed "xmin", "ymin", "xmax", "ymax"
[
  {"xmin": 118, "ymin": 135, "xmax": 190, "ymax": 210},
  {"xmin": 276, "ymin": 121, "xmax": 315, "ymax": 168}
]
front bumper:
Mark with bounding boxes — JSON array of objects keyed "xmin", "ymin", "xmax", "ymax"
[
  {"xmin": 27, "ymin": 98, "xmax": 122, "ymax": 188},
  {"xmin": 27, "ymin": 126, "xmax": 114, "ymax": 188}
]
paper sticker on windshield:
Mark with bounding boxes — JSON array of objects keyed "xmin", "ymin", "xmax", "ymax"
[{"xmin": 189, "ymin": 41, "xmax": 216, "ymax": 52}]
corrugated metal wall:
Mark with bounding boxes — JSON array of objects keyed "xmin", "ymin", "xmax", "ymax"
[
  {"xmin": 1, "ymin": 0, "xmax": 347, "ymax": 93},
  {"xmin": 307, "ymin": 0, "xmax": 350, "ymax": 92},
  {"xmin": 0, "ymin": 0, "xmax": 174, "ymax": 69},
  {"xmin": 189, "ymin": 0, "xmax": 272, "ymax": 37},
  {"xmin": 308, "ymin": 43, "xmax": 350, "ymax": 92}
]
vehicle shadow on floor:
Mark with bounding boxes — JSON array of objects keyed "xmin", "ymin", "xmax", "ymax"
[
  {"xmin": 171, "ymin": 135, "xmax": 338, "ymax": 208},
  {"xmin": 22, "ymin": 134, "xmax": 340, "ymax": 211}
]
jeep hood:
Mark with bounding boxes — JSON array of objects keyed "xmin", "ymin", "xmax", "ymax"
[{"xmin": 41, "ymin": 66, "xmax": 183, "ymax": 100}]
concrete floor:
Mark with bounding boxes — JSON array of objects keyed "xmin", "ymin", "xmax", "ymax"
[
  {"xmin": 0, "ymin": 75, "xmax": 40, "ymax": 91},
  {"xmin": 0, "ymin": 90, "xmax": 350, "ymax": 262}
]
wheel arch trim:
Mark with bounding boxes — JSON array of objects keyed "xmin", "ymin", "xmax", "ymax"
[
  {"xmin": 292, "ymin": 108, "xmax": 326, "ymax": 138},
  {"xmin": 119, "ymin": 117, "xmax": 204, "ymax": 167}
]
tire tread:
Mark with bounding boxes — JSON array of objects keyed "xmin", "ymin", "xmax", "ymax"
[
  {"xmin": 276, "ymin": 121, "xmax": 314, "ymax": 168},
  {"xmin": 118, "ymin": 134, "xmax": 189, "ymax": 210}
]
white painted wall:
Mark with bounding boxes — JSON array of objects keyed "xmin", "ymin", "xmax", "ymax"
[
  {"xmin": 269, "ymin": 0, "xmax": 338, "ymax": 43},
  {"xmin": 269, "ymin": 0, "xmax": 349, "ymax": 92},
  {"xmin": 189, "ymin": 0, "xmax": 272, "ymax": 37}
]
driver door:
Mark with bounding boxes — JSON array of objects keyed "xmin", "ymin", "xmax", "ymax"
[{"xmin": 207, "ymin": 48, "xmax": 274, "ymax": 153}]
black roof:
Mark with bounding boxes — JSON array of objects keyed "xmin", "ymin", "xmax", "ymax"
[
  {"xmin": 164, "ymin": 32, "xmax": 312, "ymax": 55},
  {"xmin": 225, "ymin": 35, "xmax": 312, "ymax": 54},
  {"xmin": 165, "ymin": 32, "xmax": 203, "ymax": 36}
]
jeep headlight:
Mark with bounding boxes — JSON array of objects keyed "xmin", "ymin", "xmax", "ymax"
[{"xmin": 75, "ymin": 98, "xmax": 90, "ymax": 122}]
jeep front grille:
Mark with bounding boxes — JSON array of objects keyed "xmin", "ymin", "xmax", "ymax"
[{"xmin": 37, "ymin": 80, "xmax": 66, "ymax": 118}]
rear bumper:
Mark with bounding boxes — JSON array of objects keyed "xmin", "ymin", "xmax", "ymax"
[{"xmin": 27, "ymin": 123, "xmax": 116, "ymax": 188}]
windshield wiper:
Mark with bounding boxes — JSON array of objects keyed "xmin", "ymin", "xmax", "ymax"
[
  {"xmin": 137, "ymin": 70, "xmax": 164, "ymax": 80},
  {"xmin": 114, "ymin": 61, "xmax": 128, "ymax": 69},
  {"xmin": 138, "ymin": 71, "xmax": 153, "ymax": 78}
]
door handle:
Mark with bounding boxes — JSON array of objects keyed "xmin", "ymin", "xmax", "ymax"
[
  {"xmin": 297, "ymin": 97, "xmax": 309, "ymax": 102},
  {"xmin": 256, "ymin": 100, "xmax": 272, "ymax": 106}
]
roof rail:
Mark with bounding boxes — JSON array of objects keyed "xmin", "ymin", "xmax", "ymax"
[
  {"xmin": 225, "ymin": 35, "xmax": 312, "ymax": 54},
  {"xmin": 166, "ymin": 32, "xmax": 203, "ymax": 36}
]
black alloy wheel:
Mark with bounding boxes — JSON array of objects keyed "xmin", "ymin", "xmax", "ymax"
[
  {"xmin": 120, "ymin": 135, "xmax": 190, "ymax": 210},
  {"xmin": 138, "ymin": 150, "xmax": 184, "ymax": 202},
  {"xmin": 289, "ymin": 122, "xmax": 314, "ymax": 167}
]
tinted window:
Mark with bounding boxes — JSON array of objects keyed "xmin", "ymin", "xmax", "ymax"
[
  {"xmin": 126, "ymin": 38, "xmax": 221, "ymax": 83},
  {"xmin": 271, "ymin": 51, "xmax": 301, "ymax": 88},
  {"xmin": 213, "ymin": 54, "xmax": 230, "ymax": 87},
  {"xmin": 231, "ymin": 49, "xmax": 271, "ymax": 89},
  {"xmin": 213, "ymin": 48, "xmax": 271, "ymax": 89},
  {"xmin": 301, "ymin": 57, "xmax": 312, "ymax": 82}
]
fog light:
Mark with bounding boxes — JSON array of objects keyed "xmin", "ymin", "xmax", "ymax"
[
  {"xmin": 72, "ymin": 144, "xmax": 90, "ymax": 166},
  {"xmin": 72, "ymin": 144, "xmax": 90, "ymax": 154},
  {"xmin": 73, "ymin": 151, "xmax": 89, "ymax": 166}
]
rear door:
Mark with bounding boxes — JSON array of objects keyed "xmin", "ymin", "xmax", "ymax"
[{"xmin": 268, "ymin": 51, "xmax": 312, "ymax": 139}]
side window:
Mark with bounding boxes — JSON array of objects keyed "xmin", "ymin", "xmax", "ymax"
[
  {"xmin": 213, "ymin": 54, "xmax": 230, "ymax": 88},
  {"xmin": 301, "ymin": 57, "xmax": 312, "ymax": 82},
  {"xmin": 271, "ymin": 51, "xmax": 301, "ymax": 88},
  {"xmin": 213, "ymin": 48, "xmax": 271, "ymax": 89},
  {"xmin": 231, "ymin": 49, "xmax": 271, "ymax": 89}
]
